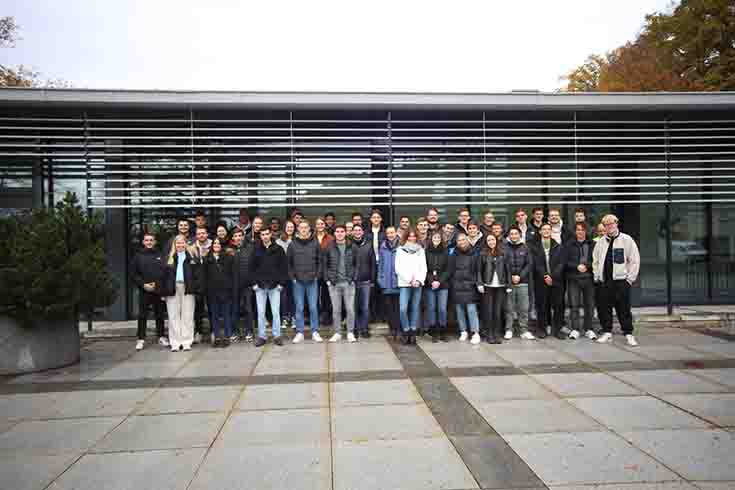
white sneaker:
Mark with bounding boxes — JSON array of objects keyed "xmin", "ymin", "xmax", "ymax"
[
  {"xmin": 193, "ymin": 333, "xmax": 202, "ymax": 344},
  {"xmin": 293, "ymin": 332, "xmax": 304, "ymax": 344},
  {"xmin": 312, "ymin": 332, "xmax": 323, "ymax": 343},
  {"xmin": 504, "ymin": 329, "xmax": 513, "ymax": 340},
  {"xmin": 230, "ymin": 334, "xmax": 240, "ymax": 343},
  {"xmin": 568, "ymin": 330, "xmax": 580, "ymax": 340},
  {"xmin": 347, "ymin": 332, "xmax": 357, "ymax": 343},
  {"xmin": 459, "ymin": 331, "xmax": 469, "ymax": 342},
  {"xmin": 182, "ymin": 344, "xmax": 191, "ymax": 351},
  {"xmin": 158, "ymin": 337, "xmax": 170, "ymax": 347},
  {"xmin": 470, "ymin": 333, "xmax": 481, "ymax": 345},
  {"xmin": 520, "ymin": 331, "xmax": 536, "ymax": 340},
  {"xmin": 597, "ymin": 332, "xmax": 613, "ymax": 343},
  {"xmin": 245, "ymin": 334, "xmax": 253, "ymax": 343},
  {"xmin": 135, "ymin": 340, "xmax": 144, "ymax": 351},
  {"xmin": 625, "ymin": 334, "xmax": 639, "ymax": 347},
  {"xmin": 329, "ymin": 333, "xmax": 342, "ymax": 343},
  {"xmin": 585, "ymin": 330, "xmax": 598, "ymax": 340},
  {"xmin": 210, "ymin": 333, "xmax": 215, "ymax": 344}
]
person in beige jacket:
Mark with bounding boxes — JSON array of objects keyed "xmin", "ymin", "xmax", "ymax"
[{"xmin": 592, "ymin": 214, "xmax": 641, "ymax": 346}]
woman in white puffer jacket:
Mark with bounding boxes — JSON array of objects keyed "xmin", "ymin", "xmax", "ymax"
[{"xmin": 395, "ymin": 229, "xmax": 428, "ymax": 345}]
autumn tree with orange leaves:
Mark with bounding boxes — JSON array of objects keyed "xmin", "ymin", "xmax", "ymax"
[{"xmin": 562, "ymin": 0, "xmax": 735, "ymax": 92}]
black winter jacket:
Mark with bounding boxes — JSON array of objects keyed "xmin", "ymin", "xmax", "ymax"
[
  {"xmin": 129, "ymin": 248, "xmax": 164, "ymax": 290},
  {"xmin": 530, "ymin": 239, "xmax": 565, "ymax": 284},
  {"xmin": 159, "ymin": 250, "xmax": 202, "ymax": 297},
  {"xmin": 252, "ymin": 241, "xmax": 288, "ymax": 289},
  {"xmin": 231, "ymin": 237, "xmax": 257, "ymax": 291},
  {"xmin": 324, "ymin": 241, "xmax": 357, "ymax": 284},
  {"xmin": 425, "ymin": 242, "xmax": 450, "ymax": 289},
  {"xmin": 203, "ymin": 253, "xmax": 235, "ymax": 302},
  {"xmin": 448, "ymin": 246, "xmax": 478, "ymax": 304},
  {"xmin": 352, "ymin": 238, "xmax": 376, "ymax": 284},
  {"xmin": 504, "ymin": 241, "xmax": 532, "ymax": 284},
  {"xmin": 287, "ymin": 236, "xmax": 322, "ymax": 282},
  {"xmin": 477, "ymin": 251, "xmax": 511, "ymax": 287},
  {"xmin": 562, "ymin": 238, "xmax": 594, "ymax": 281}
]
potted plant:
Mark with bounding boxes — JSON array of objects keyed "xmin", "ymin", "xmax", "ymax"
[{"xmin": 0, "ymin": 192, "xmax": 118, "ymax": 375}]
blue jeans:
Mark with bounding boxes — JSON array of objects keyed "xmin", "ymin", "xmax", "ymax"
[
  {"xmin": 355, "ymin": 282, "xmax": 372, "ymax": 333},
  {"xmin": 293, "ymin": 279, "xmax": 319, "ymax": 334},
  {"xmin": 209, "ymin": 300, "xmax": 232, "ymax": 339},
  {"xmin": 256, "ymin": 287, "xmax": 281, "ymax": 339},
  {"xmin": 456, "ymin": 303, "xmax": 480, "ymax": 333},
  {"xmin": 399, "ymin": 287, "xmax": 422, "ymax": 332},
  {"xmin": 424, "ymin": 288, "xmax": 448, "ymax": 328}
]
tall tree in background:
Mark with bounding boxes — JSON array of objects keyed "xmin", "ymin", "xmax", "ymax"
[
  {"xmin": 562, "ymin": 0, "xmax": 735, "ymax": 91},
  {"xmin": 1, "ymin": 15, "xmax": 69, "ymax": 87}
]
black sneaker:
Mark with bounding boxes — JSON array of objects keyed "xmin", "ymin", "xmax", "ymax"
[
  {"xmin": 255, "ymin": 337, "xmax": 267, "ymax": 347},
  {"xmin": 223, "ymin": 338, "xmax": 231, "ymax": 347},
  {"xmin": 362, "ymin": 330, "xmax": 371, "ymax": 339},
  {"xmin": 274, "ymin": 336, "xmax": 283, "ymax": 346}
]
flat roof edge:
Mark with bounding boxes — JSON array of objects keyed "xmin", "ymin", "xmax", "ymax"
[{"xmin": 2, "ymin": 88, "xmax": 735, "ymax": 110}]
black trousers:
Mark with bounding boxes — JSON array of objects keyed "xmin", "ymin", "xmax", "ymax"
[
  {"xmin": 481, "ymin": 287, "xmax": 507, "ymax": 339},
  {"xmin": 236, "ymin": 287, "xmax": 255, "ymax": 336},
  {"xmin": 194, "ymin": 295, "xmax": 208, "ymax": 334},
  {"xmin": 137, "ymin": 288, "xmax": 164, "ymax": 340},
  {"xmin": 567, "ymin": 277, "xmax": 595, "ymax": 333},
  {"xmin": 383, "ymin": 293, "xmax": 400, "ymax": 336},
  {"xmin": 597, "ymin": 280, "xmax": 634, "ymax": 335},
  {"xmin": 535, "ymin": 282, "xmax": 564, "ymax": 335}
]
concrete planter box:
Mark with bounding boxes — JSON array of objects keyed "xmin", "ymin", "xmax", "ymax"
[{"xmin": 0, "ymin": 316, "xmax": 80, "ymax": 375}]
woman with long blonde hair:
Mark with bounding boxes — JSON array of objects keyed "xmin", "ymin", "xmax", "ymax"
[{"xmin": 160, "ymin": 235, "xmax": 202, "ymax": 351}]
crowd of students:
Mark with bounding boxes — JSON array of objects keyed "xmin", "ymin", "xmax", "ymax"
[{"xmin": 129, "ymin": 205, "xmax": 641, "ymax": 352}]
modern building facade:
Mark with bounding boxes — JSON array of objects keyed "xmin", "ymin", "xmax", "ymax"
[{"xmin": 1, "ymin": 88, "xmax": 734, "ymax": 320}]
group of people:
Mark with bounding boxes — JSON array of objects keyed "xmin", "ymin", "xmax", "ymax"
[{"xmin": 130, "ymin": 205, "xmax": 641, "ymax": 352}]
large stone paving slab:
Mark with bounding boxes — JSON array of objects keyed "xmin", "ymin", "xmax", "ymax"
[
  {"xmin": 552, "ymin": 341, "xmax": 651, "ymax": 364},
  {"xmin": 189, "ymin": 442, "xmax": 332, "ymax": 490},
  {"xmin": 689, "ymin": 368, "xmax": 735, "ymax": 388},
  {"xmin": 450, "ymin": 375, "xmax": 554, "ymax": 403},
  {"xmin": 331, "ymin": 379, "xmax": 422, "ymax": 407},
  {"xmin": 568, "ymin": 395, "xmax": 711, "ymax": 431},
  {"xmin": 612, "ymin": 370, "xmax": 728, "ymax": 395},
  {"xmin": 93, "ymin": 362, "xmax": 183, "ymax": 381},
  {"xmin": 0, "ymin": 453, "xmax": 80, "ymax": 490},
  {"xmin": 138, "ymin": 386, "xmax": 242, "ymax": 414},
  {"xmin": 685, "ymin": 343, "xmax": 735, "ymax": 358},
  {"xmin": 621, "ymin": 345, "xmax": 726, "ymax": 361},
  {"xmin": 0, "ymin": 393, "xmax": 61, "ymax": 421},
  {"xmin": 475, "ymin": 399, "xmax": 603, "ymax": 434},
  {"xmin": 238, "ymin": 383, "xmax": 328, "ymax": 411},
  {"xmin": 531, "ymin": 372, "xmax": 643, "ymax": 397},
  {"xmin": 659, "ymin": 393, "xmax": 735, "ymax": 427},
  {"xmin": 332, "ymin": 403, "xmax": 442, "ymax": 442},
  {"xmin": 550, "ymin": 483, "xmax": 699, "ymax": 490},
  {"xmin": 505, "ymin": 431, "xmax": 679, "ymax": 486},
  {"xmin": 50, "ymin": 448, "xmax": 206, "ymax": 490},
  {"xmin": 216, "ymin": 408, "xmax": 330, "ymax": 448},
  {"xmin": 254, "ymin": 355, "xmax": 328, "ymax": 376},
  {"xmin": 333, "ymin": 437, "xmax": 478, "ymax": 490},
  {"xmin": 50, "ymin": 388, "xmax": 155, "ymax": 418},
  {"xmin": 174, "ymin": 360, "xmax": 256, "ymax": 378},
  {"xmin": 92, "ymin": 413, "xmax": 225, "ymax": 452},
  {"xmin": 0, "ymin": 417, "xmax": 123, "ymax": 454},
  {"xmin": 330, "ymin": 352, "xmax": 403, "ymax": 372},
  {"xmin": 621, "ymin": 429, "xmax": 735, "ymax": 481},
  {"xmin": 423, "ymin": 347, "xmax": 510, "ymax": 369},
  {"xmin": 495, "ymin": 348, "xmax": 579, "ymax": 366}
]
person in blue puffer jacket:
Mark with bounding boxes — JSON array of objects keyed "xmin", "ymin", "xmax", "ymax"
[{"xmin": 377, "ymin": 226, "xmax": 401, "ymax": 340}]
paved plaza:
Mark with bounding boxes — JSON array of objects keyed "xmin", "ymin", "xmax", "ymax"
[{"xmin": 1, "ymin": 325, "xmax": 734, "ymax": 490}]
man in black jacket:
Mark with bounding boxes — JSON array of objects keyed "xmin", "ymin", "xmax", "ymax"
[
  {"xmin": 563, "ymin": 222, "xmax": 597, "ymax": 340},
  {"xmin": 252, "ymin": 228, "xmax": 288, "ymax": 347},
  {"xmin": 324, "ymin": 225, "xmax": 358, "ymax": 342},
  {"xmin": 130, "ymin": 232, "xmax": 166, "ymax": 350},
  {"xmin": 287, "ymin": 221, "xmax": 323, "ymax": 343},
  {"xmin": 531, "ymin": 223, "xmax": 565, "ymax": 339},
  {"xmin": 504, "ymin": 227, "xmax": 537, "ymax": 340},
  {"xmin": 351, "ymin": 224, "xmax": 376, "ymax": 338},
  {"xmin": 231, "ymin": 228, "xmax": 256, "ymax": 342}
]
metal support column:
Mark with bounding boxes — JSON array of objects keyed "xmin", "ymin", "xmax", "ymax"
[{"xmin": 664, "ymin": 117, "xmax": 673, "ymax": 315}]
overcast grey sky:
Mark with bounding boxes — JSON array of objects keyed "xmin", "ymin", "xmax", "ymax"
[{"xmin": 2, "ymin": 0, "xmax": 673, "ymax": 93}]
